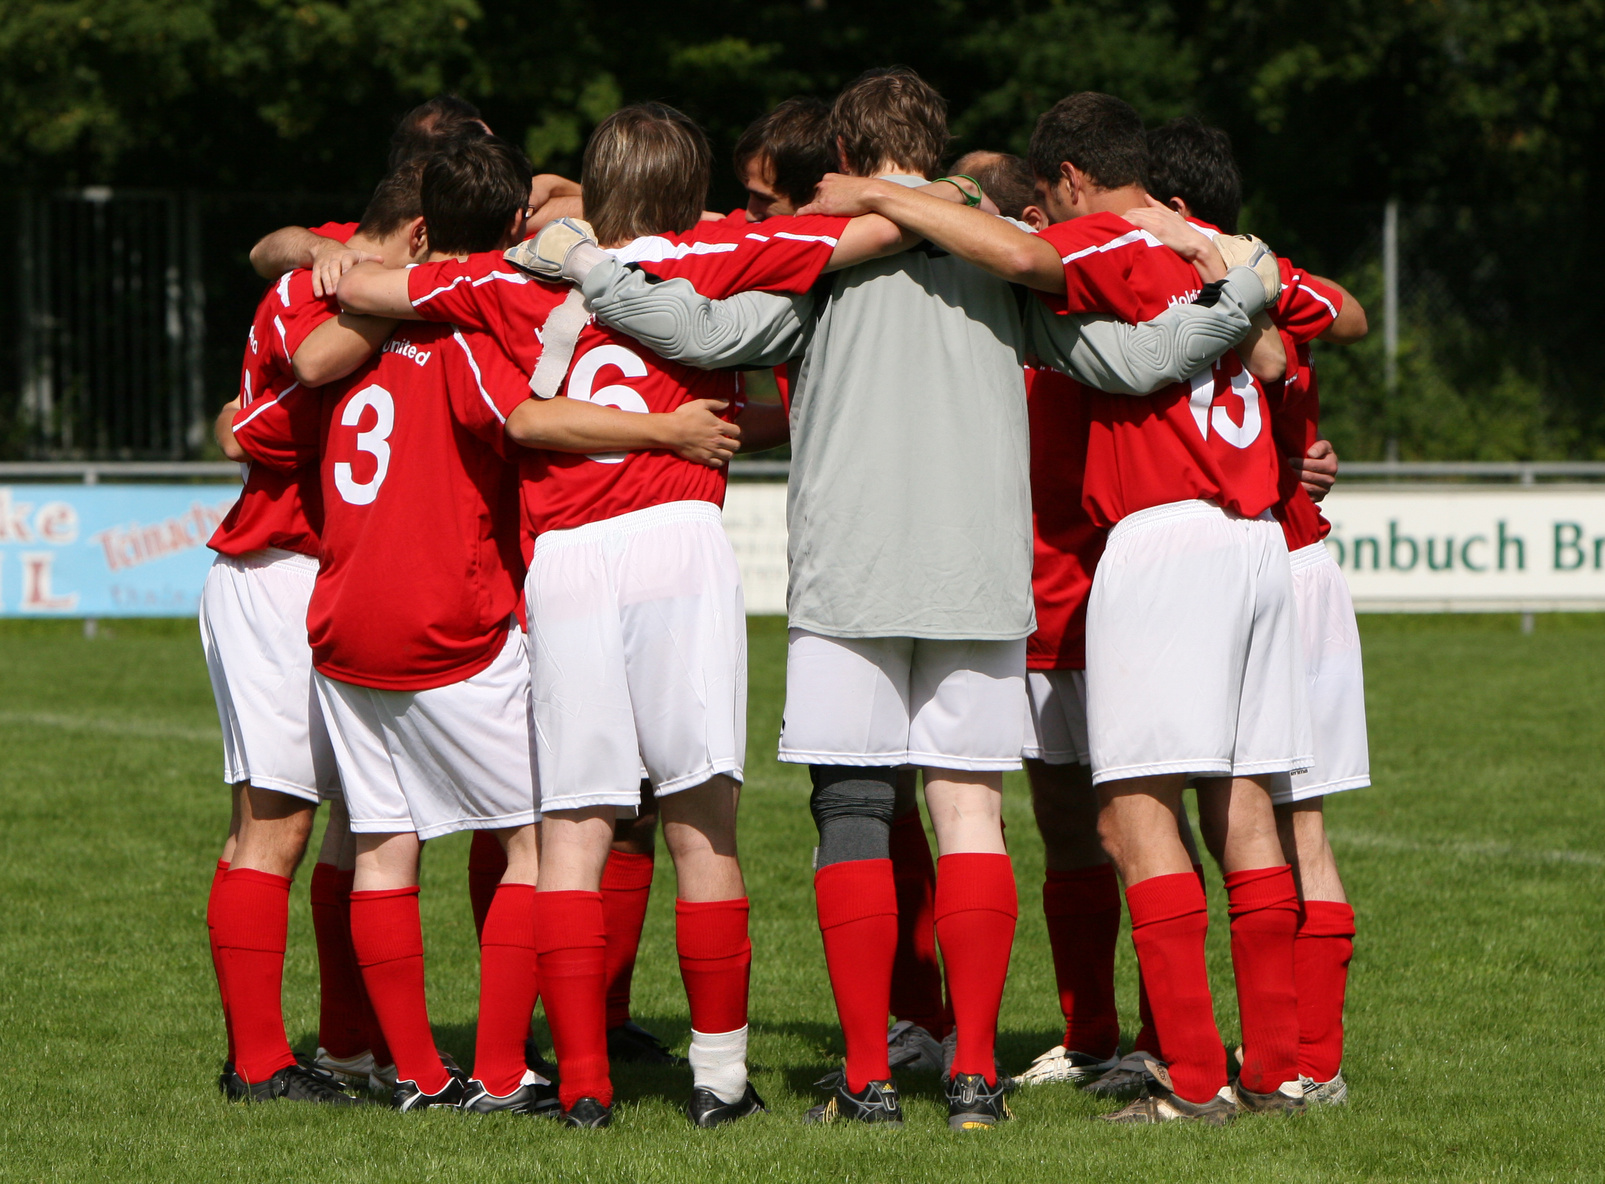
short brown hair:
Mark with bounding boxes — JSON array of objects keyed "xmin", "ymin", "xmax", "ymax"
[
  {"xmin": 420, "ymin": 135, "xmax": 533, "ymax": 255},
  {"xmin": 950, "ymin": 151, "xmax": 1036, "ymax": 221},
  {"xmin": 356, "ymin": 158, "xmax": 426, "ymax": 241},
  {"xmin": 1028, "ymin": 92, "xmax": 1148, "ymax": 192},
  {"xmin": 830, "ymin": 67, "xmax": 949, "ymax": 179},
  {"xmin": 733, "ymin": 97, "xmax": 833, "ymax": 205},
  {"xmin": 389, "ymin": 95, "xmax": 489, "ymax": 171},
  {"xmin": 582, "ymin": 103, "xmax": 712, "ymax": 245},
  {"xmin": 1147, "ymin": 117, "xmax": 1242, "ymax": 234}
]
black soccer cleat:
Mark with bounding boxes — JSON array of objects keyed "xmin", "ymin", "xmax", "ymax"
[
  {"xmin": 218, "ymin": 1061, "xmax": 247, "ymax": 1100},
  {"xmin": 804, "ymin": 1072, "xmax": 904, "ymax": 1127},
  {"xmin": 607, "ymin": 1021, "xmax": 686, "ymax": 1066},
  {"xmin": 686, "ymin": 1082, "xmax": 767, "ymax": 1128},
  {"xmin": 558, "ymin": 1096, "xmax": 613, "ymax": 1128},
  {"xmin": 242, "ymin": 1062, "xmax": 362, "ymax": 1105},
  {"xmin": 1232, "ymin": 1078, "xmax": 1306, "ymax": 1115},
  {"xmin": 946, "ymin": 1071, "xmax": 1013, "ymax": 1131},
  {"xmin": 392, "ymin": 1073, "xmax": 467, "ymax": 1112},
  {"xmin": 460, "ymin": 1074, "xmax": 561, "ymax": 1116}
]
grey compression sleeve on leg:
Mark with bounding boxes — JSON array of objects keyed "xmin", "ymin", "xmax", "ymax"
[
  {"xmin": 1025, "ymin": 265, "xmax": 1270, "ymax": 395},
  {"xmin": 578, "ymin": 256, "xmax": 812, "ymax": 369},
  {"xmin": 809, "ymin": 766, "xmax": 898, "ymax": 867}
]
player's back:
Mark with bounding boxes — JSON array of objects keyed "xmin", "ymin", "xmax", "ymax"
[
  {"xmin": 786, "ymin": 176, "xmax": 1033, "ymax": 642},
  {"xmin": 308, "ymin": 322, "xmax": 523, "ymax": 691}
]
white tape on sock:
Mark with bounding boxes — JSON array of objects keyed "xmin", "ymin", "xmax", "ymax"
[{"xmin": 689, "ymin": 1025, "xmax": 749, "ymax": 1105}]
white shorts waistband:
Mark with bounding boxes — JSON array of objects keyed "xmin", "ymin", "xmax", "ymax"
[
  {"xmin": 1289, "ymin": 539, "xmax": 1337, "ymax": 573},
  {"xmin": 1107, "ymin": 498, "xmax": 1275, "ymax": 545},
  {"xmin": 533, "ymin": 499, "xmax": 723, "ymax": 554},
  {"xmin": 217, "ymin": 547, "xmax": 321, "ymax": 575}
]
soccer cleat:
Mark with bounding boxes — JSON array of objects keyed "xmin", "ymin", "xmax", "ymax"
[
  {"xmin": 607, "ymin": 1021, "xmax": 686, "ymax": 1066},
  {"xmin": 946, "ymin": 1072, "xmax": 1013, "ymax": 1131},
  {"xmin": 1084, "ymin": 1050, "xmax": 1161, "ymax": 1098},
  {"xmin": 242, "ymin": 1062, "xmax": 362, "ymax": 1105},
  {"xmin": 686, "ymin": 1082, "xmax": 767, "ymax": 1128},
  {"xmin": 392, "ymin": 1074, "xmax": 466, "ymax": 1112},
  {"xmin": 1301, "ymin": 1071, "xmax": 1349, "ymax": 1106},
  {"xmin": 886, "ymin": 1020, "xmax": 945, "ymax": 1073},
  {"xmin": 1014, "ymin": 1044, "xmax": 1121, "ymax": 1086},
  {"xmin": 939, "ymin": 1029, "xmax": 1011, "ymax": 1089},
  {"xmin": 218, "ymin": 1062, "xmax": 247, "ymax": 1100},
  {"xmin": 1234, "ymin": 1077, "xmax": 1306, "ymax": 1115},
  {"xmin": 1100, "ymin": 1061, "xmax": 1235, "ymax": 1126},
  {"xmin": 368, "ymin": 1062, "xmax": 398, "ymax": 1094},
  {"xmin": 460, "ymin": 1070, "xmax": 560, "ymax": 1116},
  {"xmin": 804, "ymin": 1072, "xmax": 904, "ymax": 1127},
  {"xmin": 558, "ymin": 1097, "xmax": 613, "ymax": 1128},
  {"xmin": 314, "ymin": 1047, "xmax": 376, "ymax": 1089}
]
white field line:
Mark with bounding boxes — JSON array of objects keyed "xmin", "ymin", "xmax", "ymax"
[
  {"xmin": 1331, "ymin": 828, "xmax": 1605, "ymax": 868},
  {"xmin": 0, "ymin": 710, "xmax": 218, "ymax": 745}
]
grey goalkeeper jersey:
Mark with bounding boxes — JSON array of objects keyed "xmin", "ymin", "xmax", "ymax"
[{"xmin": 577, "ymin": 192, "xmax": 1270, "ymax": 640}]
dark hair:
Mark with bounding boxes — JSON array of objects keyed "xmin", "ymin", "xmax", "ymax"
[
  {"xmin": 355, "ymin": 158, "xmax": 427, "ymax": 241},
  {"xmin": 950, "ymin": 150, "xmax": 1036, "ymax": 221},
  {"xmin": 1028, "ymin": 92, "xmax": 1148, "ymax": 192},
  {"xmin": 830, "ymin": 66, "xmax": 949, "ymax": 179},
  {"xmin": 733, "ymin": 97, "xmax": 833, "ymax": 205},
  {"xmin": 1146, "ymin": 117, "xmax": 1242, "ymax": 234},
  {"xmin": 420, "ymin": 135, "xmax": 533, "ymax": 255},
  {"xmin": 389, "ymin": 95, "xmax": 489, "ymax": 170},
  {"xmin": 582, "ymin": 103, "xmax": 712, "ymax": 245}
]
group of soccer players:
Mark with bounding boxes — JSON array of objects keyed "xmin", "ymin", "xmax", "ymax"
[{"xmin": 198, "ymin": 66, "xmax": 1369, "ymax": 1131}]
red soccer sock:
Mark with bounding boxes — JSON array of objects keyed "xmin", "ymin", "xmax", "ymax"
[
  {"xmin": 815, "ymin": 859, "xmax": 898, "ymax": 1092},
  {"xmin": 934, "ymin": 853, "xmax": 1017, "ymax": 1085},
  {"xmin": 473, "ymin": 883, "xmax": 540, "ymax": 1095},
  {"xmin": 601, "ymin": 849, "xmax": 656, "ymax": 1030},
  {"xmin": 350, "ymin": 887, "xmax": 448, "ymax": 1094},
  {"xmin": 1131, "ymin": 863, "xmax": 1205, "ymax": 1059},
  {"xmin": 1043, "ymin": 865, "xmax": 1120, "ymax": 1059},
  {"xmin": 1224, "ymin": 864, "xmax": 1301, "ymax": 1094},
  {"xmin": 1126, "ymin": 872, "xmax": 1223, "ymax": 1104},
  {"xmin": 207, "ymin": 859, "xmax": 235, "ymax": 1064},
  {"xmin": 676, "ymin": 897, "xmax": 751, "ymax": 1033},
  {"xmin": 535, "ymin": 890, "xmax": 611, "ymax": 1108},
  {"xmin": 213, "ymin": 868, "xmax": 297, "ymax": 1084},
  {"xmin": 888, "ymin": 810, "xmax": 951, "ymax": 1037},
  {"xmin": 1295, "ymin": 900, "xmax": 1355, "ymax": 1083},
  {"xmin": 468, "ymin": 830, "xmax": 508, "ymax": 943},
  {"xmin": 309, "ymin": 863, "xmax": 368, "ymax": 1060}
]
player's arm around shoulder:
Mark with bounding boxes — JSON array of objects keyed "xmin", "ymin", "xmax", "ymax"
[
  {"xmin": 337, "ymin": 261, "xmax": 425, "ymax": 320},
  {"xmin": 503, "ymin": 395, "xmax": 739, "ymax": 468},
  {"xmin": 292, "ymin": 313, "xmax": 397, "ymax": 387}
]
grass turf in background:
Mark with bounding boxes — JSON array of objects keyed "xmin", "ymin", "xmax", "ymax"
[{"xmin": 0, "ymin": 614, "xmax": 1600, "ymax": 1181}]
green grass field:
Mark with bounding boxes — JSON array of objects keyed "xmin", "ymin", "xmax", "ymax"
[{"xmin": 1, "ymin": 613, "xmax": 1602, "ymax": 1181}]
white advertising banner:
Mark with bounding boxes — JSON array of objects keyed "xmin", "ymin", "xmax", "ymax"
[
  {"xmin": 726, "ymin": 481, "xmax": 1605, "ymax": 616},
  {"xmin": 1285, "ymin": 485, "xmax": 1605, "ymax": 611}
]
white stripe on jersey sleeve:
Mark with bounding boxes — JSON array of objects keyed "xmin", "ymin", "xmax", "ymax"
[
  {"xmin": 772, "ymin": 230, "xmax": 841, "ymax": 247},
  {"xmin": 451, "ymin": 330, "xmax": 507, "ymax": 425},
  {"xmin": 276, "ymin": 271, "xmax": 294, "ymax": 306},
  {"xmin": 1290, "ymin": 273, "xmax": 1340, "ymax": 319},
  {"xmin": 233, "ymin": 381, "xmax": 302, "ymax": 429},
  {"xmin": 607, "ymin": 236, "xmax": 740, "ymax": 263},
  {"xmin": 1060, "ymin": 228, "xmax": 1164, "ymax": 264}
]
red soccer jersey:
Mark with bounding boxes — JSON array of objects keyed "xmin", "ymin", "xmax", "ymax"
[
  {"xmin": 313, "ymin": 221, "xmax": 359, "ymax": 243},
  {"xmin": 1267, "ymin": 259, "xmax": 1344, "ymax": 549},
  {"xmin": 209, "ymin": 269, "xmax": 342, "ymax": 556},
  {"xmin": 406, "ymin": 214, "xmax": 846, "ymax": 539},
  {"xmin": 1025, "ymin": 366, "xmax": 1105, "ymax": 670},
  {"xmin": 1036, "ymin": 212, "xmax": 1284, "ymax": 527},
  {"xmin": 304, "ymin": 323, "xmax": 527, "ymax": 691}
]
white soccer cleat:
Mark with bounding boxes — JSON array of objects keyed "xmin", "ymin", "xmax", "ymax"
[
  {"xmin": 1013, "ymin": 1044, "xmax": 1121, "ymax": 1086},
  {"xmin": 1300, "ymin": 1070, "xmax": 1349, "ymax": 1106},
  {"xmin": 886, "ymin": 1020, "xmax": 945, "ymax": 1073},
  {"xmin": 368, "ymin": 1061, "xmax": 399, "ymax": 1094},
  {"xmin": 313, "ymin": 1047, "xmax": 376, "ymax": 1089},
  {"xmin": 1083, "ymin": 1050, "xmax": 1162, "ymax": 1098}
]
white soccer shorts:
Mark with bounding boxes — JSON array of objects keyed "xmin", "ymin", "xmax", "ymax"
[
  {"xmin": 778, "ymin": 631, "xmax": 1027, "ymax": 772},
  {"xmin": 199, "ymin": 548, "xmax": 338, "ymax": 803},
  {"xmin": 526, "ymin": 500, "xmax": 747, "ymax": 814},
  {"xmin": 1279, "ymin": 541, "xmax": 1370, "ymax": 803},
  {"xmin": 1023, "ymin": 668, "xmax": 1090, "ymax": 765},
  {"xmin": 1085, "ymin": 499, "xmax": 1313, "ymax": 786},
  {"xmin": 315, "ymin": 626, "xmax": 539, "ymax": 839}
]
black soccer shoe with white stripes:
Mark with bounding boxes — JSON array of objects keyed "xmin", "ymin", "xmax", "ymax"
[
  {"xmin": 242, "ymin": 1062, "xmax": 362, "ymax": 1106},
  {"xmin": 804, "ymin": 1072, "xmax": 904, "ymax": 1127},
  {"xmin": 393, "ymin": 1065, "xmax": 468, "ymax": 1112},
  {"xmin": 461, "ymin": 1074, "xmax": 561, "ymax": 1116},
  {"xmin": 686, "ymin": 1082, "xmax": 767, "ymax": 1128},
  {"xmin": 946, "ymin": 1072, "xmax": 1013, "ymax": 1131},
  {"xmin": 607, "ymin": 1021, "xmax": 686, "ymax": 1066}
]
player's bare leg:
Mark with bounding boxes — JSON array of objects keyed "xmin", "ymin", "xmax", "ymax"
[
  {"xmin": 887, "ymin": 768, "xmax": 949, "ymax": 1071},
  {"xmin": 658, "ymin": 775, "xmax": 762, "ymax": 1126},
  {"xmin": 604, "ymin": 783, "xmax": 676, "ymax": 1064},
  {"xmin": 1195, "ymin": 775, "xmax": 1303, "ymax": 1109},
  {"xmin": 1274, "ymin": 797, "xmax": 1353, "ymax": 1103},
  {"xmin": 921, "ymin": 770, "xmax": 1015, "ymax": 1127}
]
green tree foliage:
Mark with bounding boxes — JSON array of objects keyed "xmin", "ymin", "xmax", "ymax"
[{"xmin": 1, "ymin": 0, "xmax": 1599, "ymax": 458}]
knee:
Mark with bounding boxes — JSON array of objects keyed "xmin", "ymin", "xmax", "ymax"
[{"xmin": 809, "ymin": 766, "xmax": 897, "ymax": 867}]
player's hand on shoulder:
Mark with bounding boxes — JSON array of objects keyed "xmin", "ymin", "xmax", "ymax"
[
  {"xmin": 1295, "ymin": 438, "xmax": 1339, "ymax": 502},
  {"xmin": 1120, "ymin": 197, "xmax": 1215, "ymax": 260},
  {"xmin": 664, "ymin": 398, "xmax": 740, "ymax": 468},
  {"xmin": 798, "ymin": 174, "xmax": 893, "ymax": 217},
  {"xmin": 311, "ymin": 239, "xmax": 381, "ymax": 299}
]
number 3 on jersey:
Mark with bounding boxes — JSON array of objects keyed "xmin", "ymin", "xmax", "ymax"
[
  {"xmin": 566, "ymin": 344, "xmax": 648, "ymax": 464},
  {"xmin": 334, "ymin": 384, "xmax": 394, "ymax": 505}
]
